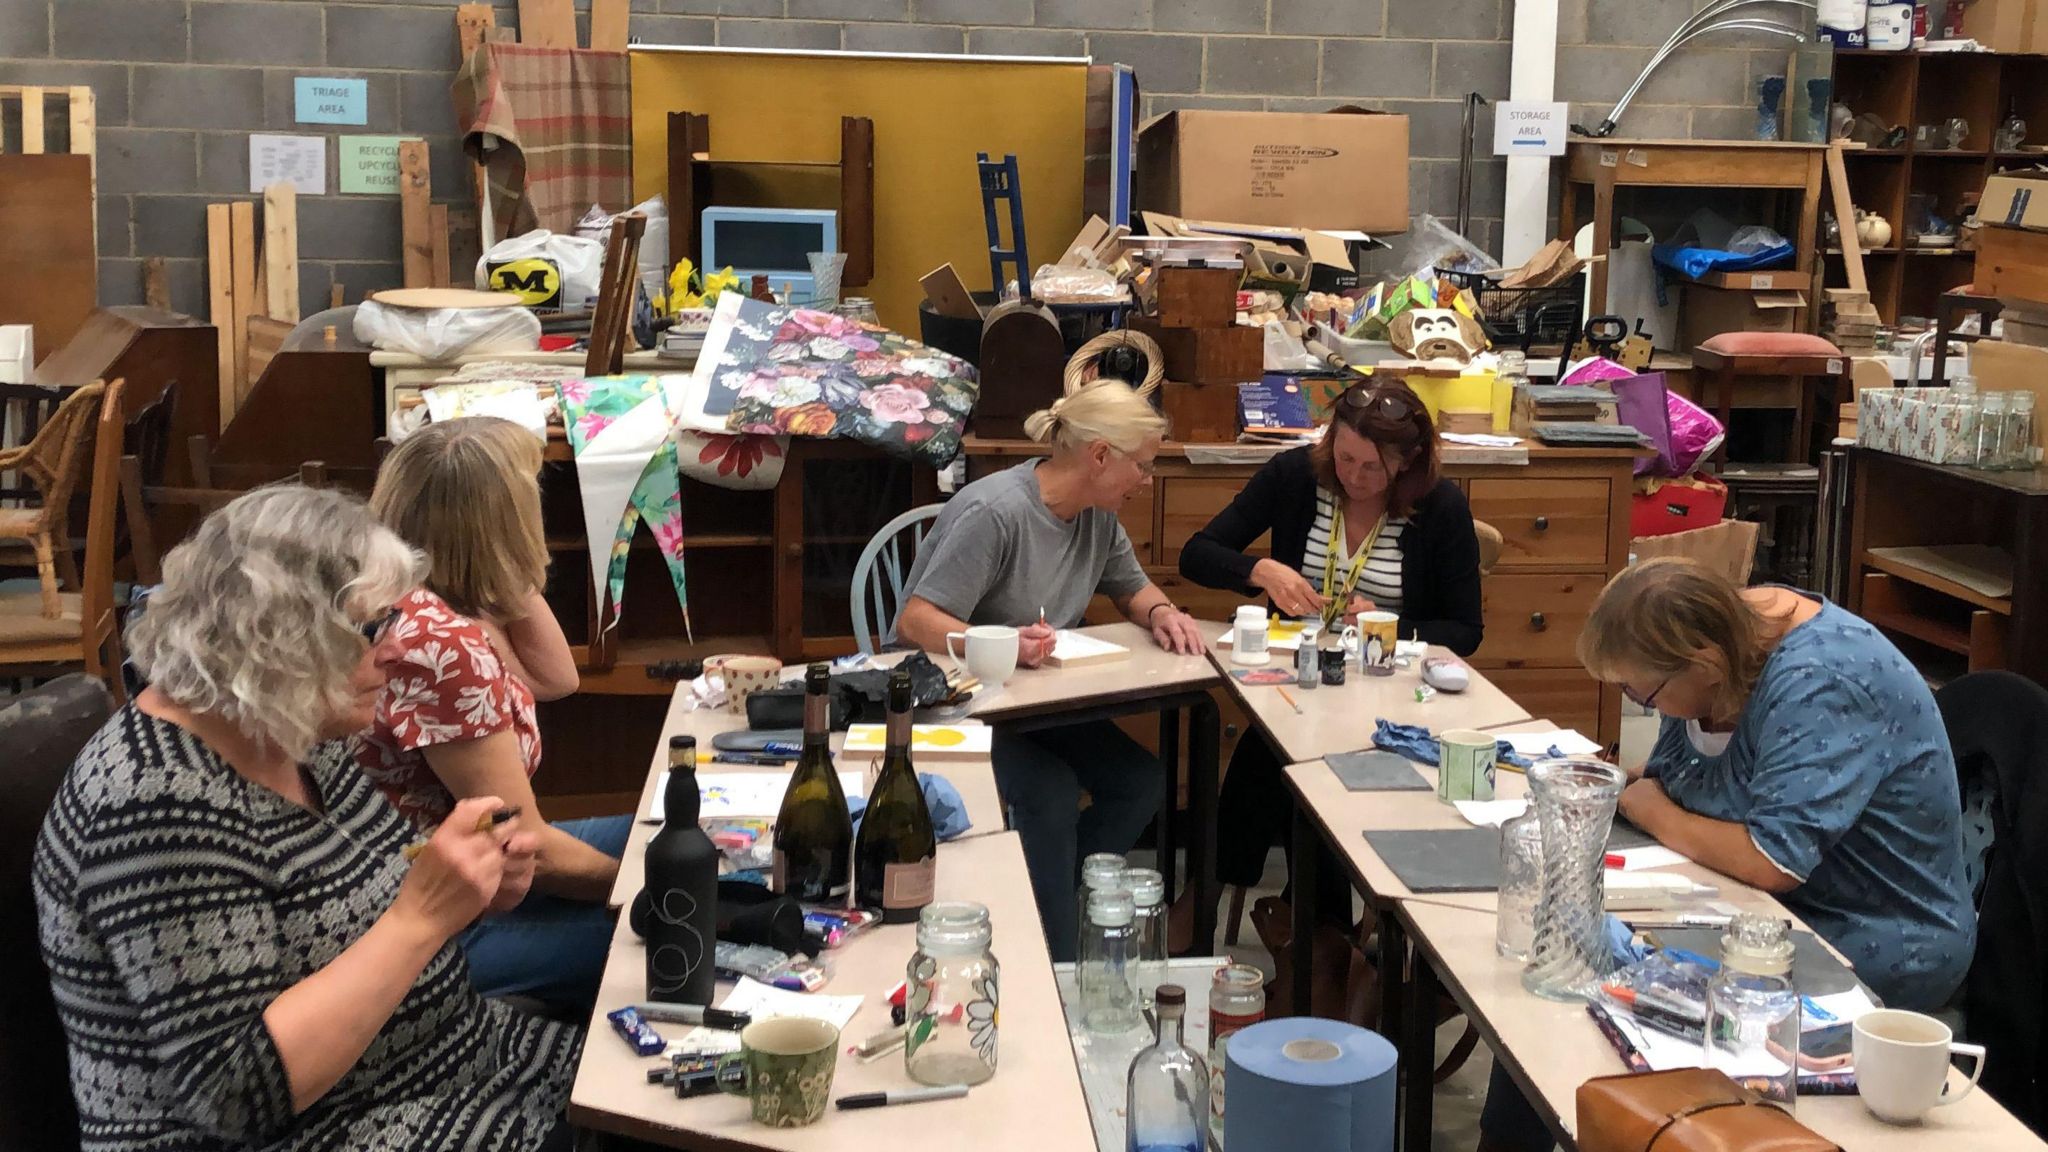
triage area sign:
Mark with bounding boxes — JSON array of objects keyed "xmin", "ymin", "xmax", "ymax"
[{"xmin": 1493, "ymin": 101, "xmax": 1569, "ymax": 157}]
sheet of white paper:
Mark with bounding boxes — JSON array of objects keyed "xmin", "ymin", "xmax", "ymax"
[
  {"xmin": 1603, "ymin": 869, "xmax": 1697, "ymax": 891},
  {"xmin": 1801, "ymin": 987, "xmax": 1879, "ymax": 1033},
  {"xmin": 1609, "ymin": 845, "xmax": 1691, "ymax": 872},
  {"xmin": 671, "ymin": 977, "xmax": 866, "ymax": 1055},
  {"xmin": 1051, "ymin": 629, "xmax": 1129, "ymax": 663},
  {"xmin": 1495, "ymin": 728, "xmax": 1604, "ymax": 757},
  {"xmin": 1454, "ymin": 798, "xmax": 1530, "ymax": 828},
  {"xmin": 248, "ymin": 133, "xmax": 326, "ymax": 195},
  {"xmin": 1441, "ymin": 432, "xmax": 1525, "ymax": 448},
  {"xmin": 646, "ymin": 770, "xmax": 865, "ymax": 823},
  {"xmin": 1609, "ymin": 1010, "xmax": 1797, "ymax": 1078}
]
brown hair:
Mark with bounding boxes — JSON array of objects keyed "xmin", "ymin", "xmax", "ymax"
[
  {"xmin": 1578, "ymin": 557, "xmax": 1770, "ymax": 722},
  {"xmin": 370, "ymin": 416, "xmax": 548, "ymax": 621},
  {"xmin": 1309, "ymin": 379, "xmax": 1440, "ymax": 517}
]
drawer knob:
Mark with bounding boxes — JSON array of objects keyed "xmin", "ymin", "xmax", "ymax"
[
  {"xmin": 1533, "ymin": 516, "xmax": 1550, "ymax": 532},
  {"xmin": 1530, "ymin": 611, "xmax": 1548, "ymax": 632}
]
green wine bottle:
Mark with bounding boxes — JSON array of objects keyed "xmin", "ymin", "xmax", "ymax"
[
  {"xmin": 854, "ymin": 668, "xmax": 937, "ymax": 922},
  {"xmin": 773, "ymin": 663, "xmax": 853, "ymax": 903}
]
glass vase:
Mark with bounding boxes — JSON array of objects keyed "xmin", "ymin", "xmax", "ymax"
[{"xmin": 1521, "ymin": 756, "xmax": 1626, "ymax": 1001}]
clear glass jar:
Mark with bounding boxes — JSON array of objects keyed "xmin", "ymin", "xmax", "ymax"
[
  {"xmin": 905, "ymin": 901, "xmax": 999, "ymax": 1086},
  {"xmin": 1122, "ymin": 867, "xmax": 1167, "ymax": 1011},
  {"xmin": 837, "ymin": 296, "xmax": 880, "ymax": 326},
  {"xmin": 1079, "ymin": 887, "xmax": 1143, "ymax": 1035},
  {"xmin": 1496, "ymin": 810, "xmax": 1543, "ymax": 962},
  {"xmin": 1498, "ymin": 349, "xmax": 1530, "ymax": 391},
  {"xmin": 1947, "ymin": 378, "xmax": 1980, "ymax": 466},
  {"xmin": 1126, "ymin": 985, "xmax": 1209, "ymax": 1152},
  {"xmin": 1207, "ymin": 964, "xmax": 1266, "ymax": 1148},
  {"xmin": 1978, "ymin": 391, "xmax": 2009, "ymax": 469},
  {"xmin": 2003, "ymin": 391, "xmax": 2036, "ymax": 471},
  {"xmin": 1703, "ymin": 913, "xmax": 1800, "ymax": 1108},
  {"xmin": 1079, "ymin": 852, "xmax": 1127, "ymax": 945}
]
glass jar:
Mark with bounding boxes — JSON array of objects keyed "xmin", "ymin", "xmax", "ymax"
[
  {"xmin": 1079, "ymin": 852, "xmax": 1127, "ymax": 947},
  {"xmin": 1208, "ymin": 964, "xmax": 1266, "ymax": 1148},
  {"xmin": 1521, "ymin": 756, "xmax": 1626, "ymax": 1001},
  {"xmin": 1498, "ymin": 349, "xmax": 1530, "ymax": 391},
  {"xmin": 1946, "ymin": 378, "xmax": 1980, "ymax": 466},
  {"xmin": 1703, "ymin": 913, "xmax": 1800, "ymax": 1108},
  {"xmin": 1078, "ymin": 887, "xmax": 1143, "ymax": 1035},
  {"xmin": 1978, "ymin": 391, "xmax": 2009, "ymax": 469},
  {"xmin": 2003, "ymin": 391, "xmax": 2036, "ymax": 471},
  {"xmin": 1122, "ymin": 868, "xmax": 1167, "ymax": 1011},
  {"xmin": 1496, "ymin": 810, "xmax": 1544, "ymax": 962},
  {"xmin": 837, "ymin": 296, "xmax": 880, "ymax": 326},
  {"xmin": 905, "ymin": 901, "xmax": 999, "ymax": 1086},
  {"xmin": 1126, "ymin": 985, "xmax": 1209, "ymax": 1152}
]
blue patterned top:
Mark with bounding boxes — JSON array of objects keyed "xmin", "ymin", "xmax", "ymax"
[{"xmin": 1647, "ymin": 594, "xmax": 1977, "ymax": 1010}]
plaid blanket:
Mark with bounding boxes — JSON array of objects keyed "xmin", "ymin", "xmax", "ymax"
[{"xmin": 455, "ymin": 43, "xmax": 633, "ymax": 236}]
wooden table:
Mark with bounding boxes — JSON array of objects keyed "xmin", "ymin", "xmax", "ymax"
[
  {"xmin": 570, "ymin": 832, "xmax": 1096, "ymax": 1152},
  {"xmin": 962, "ymin": 622, "xmax": 1227, "ymax": 953},
  {"xmin": 1211, "ymin": 636, "xmax": 1533, "ymax": 765},
  {"xmin": 608, "ymin": 683, "xmax": 1008, "ymax": 911}
]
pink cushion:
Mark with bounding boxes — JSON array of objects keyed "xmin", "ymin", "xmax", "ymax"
[{"xmin": 1697, "ymin": 332, "xmax": 1842, "ymax": 358}]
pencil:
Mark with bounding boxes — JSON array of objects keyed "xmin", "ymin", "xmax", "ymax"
[
  {"xmin": 1276, "ymin": 686, "xmax": 1304, "ymax": 714},
  {"xmin": 402, "ymin": 806, "xmax": 523, "ymax": 860}
]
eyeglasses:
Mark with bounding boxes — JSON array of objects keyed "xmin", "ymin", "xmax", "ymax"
[
  {"xmin": 358, "ymin": 607, "xmax": 402, "ymax": 646},
  {"xmin": 1117, "ymin": 449, "xmax": 1158, "ymax": 478},
  {"xmin": 1337, "ymin": 384, "xmax": 1417, "ymax": 422},
  {"xmin": 1620, "ymin": 674, "xmax": 1673, "ymax": 711}
]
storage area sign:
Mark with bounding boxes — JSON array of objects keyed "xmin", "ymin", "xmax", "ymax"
[{"xmin": 1493, "ymin": 101, "xmax": 1569, "ymax": 157}]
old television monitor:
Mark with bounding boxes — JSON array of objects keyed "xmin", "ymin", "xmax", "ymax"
[{"xmin": 700, "ymin": 207, "xmax": 838, "ymax": 301}]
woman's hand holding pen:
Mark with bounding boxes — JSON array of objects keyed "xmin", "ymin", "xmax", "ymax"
[
  {"xmin": 395, "ymin": 797, "xmax": 530, "ymax": 938},
  {"xmin": 1251, "ymin": 558, "xmax": 1326, "ymax": 620}
]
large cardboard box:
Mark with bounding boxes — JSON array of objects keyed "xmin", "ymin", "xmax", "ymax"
[
  {"xmin": 1958, "ymin": 0, "xmax": 2039, "ymax": 51},
  {"xmin": 1678, "ymin": 284, "xmax": 1805, "ymax": 350},
  {"xmin": 1980, "ymin": 170, "xmax": 2048, "ymax": 231},
  {"xmin": 1141, "ymin": 211, "xmax": 1362, "ymax": 293},
  {"xmin": 1137, "ymin": 109, "xmax": 1410, "ymax": 234}
]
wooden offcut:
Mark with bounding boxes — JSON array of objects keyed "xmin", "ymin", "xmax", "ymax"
[
  {"xmin": 590, "ymin": 0, "xmax": 629, "ymax": 51},
  {"xmin": 920, "ymin": 263, "xmax": 981, "ymax": 321},
  {"xmin": 456, "ymin": 3, "xmax": 495, "ymax": 65},
  {"xmin": 517, "ymin": 0, "xmax": 576, "ymax": 47},
  {"xmin": 206, "ymin": 204, "xmax": 235, "ymax": 425},
  {"xmin": 399, "ymin": 141, "xmax": 435, "ymax": 289},
  {"xmin": 427, "ymin": 203, "xmax": 452, "ymax": 289},
  {"xmin": 229, "ymin": 201, "xmax": 257, "ymax": 419},
  {"xmin": 1154, "ymin": 265, "xmax": 1240, "ymax": 329},
  {"xmin": 1824, "ymin": 143, "xmax": 1866, "ymax": 294},
  {"xmin": 142, "ymin": 257, "xmax": 169, "ymax": 311},
  {"xmin": 262, "ymin": 182, "xmax": 299, "ymax": 324},
  {"xmin": 245, "ymin": 316, "xmax": 291, "ymax": 390},
  {"xmin": 0, "ymin": 155, "xmax": 95, "ymax": 367}
]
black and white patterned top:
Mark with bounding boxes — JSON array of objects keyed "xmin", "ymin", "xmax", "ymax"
[
  {"xmin": 33, "ymin": 707, "xmax": 580, "ymax": 1152},
  {"xmin": 1300, "ymin": 491, "xmax": 1407, "ymax": 615}
]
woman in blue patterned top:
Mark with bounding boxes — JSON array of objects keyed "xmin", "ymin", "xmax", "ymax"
[
  {"xmin": 1479, "ymin": 556, "xmax": 1976, "ymax": 1152},
  {"xmin": 34, "ymin": 486, "xmax": 579, "ymax": 1152}
]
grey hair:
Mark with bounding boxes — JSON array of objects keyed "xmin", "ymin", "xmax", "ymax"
[{"xmin": 128, "ymin": 485, "xmax": 425, "ymax": 762}]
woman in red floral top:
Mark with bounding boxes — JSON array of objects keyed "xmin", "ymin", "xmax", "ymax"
[{"xmin": 359, "ymin": 416, "xmax": 629, "ymax": 1012}]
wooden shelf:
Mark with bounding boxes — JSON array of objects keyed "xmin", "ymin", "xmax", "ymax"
[
  {"xmin": 1865, "ymin": 607, "xmax": 1973, "ymax": 654},
  {"xmin": 547, "ymin": 532, "xmax": 773, "ymax": 553},
  {"xmin": 1917, "ymin": 149, "xmax": 1991, "ymax": 159},
  {"xmin": 1862, "ymin": 550, "xmax": 2014, "ymax": 614}
]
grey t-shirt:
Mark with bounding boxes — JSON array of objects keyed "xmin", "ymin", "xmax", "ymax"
[{"xmin": 903, "ymin": 460, "xmax": 1149, "ymax": 629}]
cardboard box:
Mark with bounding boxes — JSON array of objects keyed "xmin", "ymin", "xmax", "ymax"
[
  {"xmin": 1141, "ymin": 211, "xmax": 1361, "ymax": 294},
  {"xmin": 1980, "ymin": 170, "xmax": 2048, "ymax": 231},
  {"xmin": 1957, "ymin": 0, "xmax": 2038, "ymax": 51},
  {"xmin": 1679, "ymin": 284, "xmax": 1805, "ymax": 351},
  {"xmin": 1975, "ymin": 222, "xmax": 2048, "ymax": 303},
  {"xmin": 1137, "ymin": 109, "xmax": 1410, "ymax": 234},
  {"xmin": 1128, "ymin": 315, "xmax": 1263, "ymax": 384}
]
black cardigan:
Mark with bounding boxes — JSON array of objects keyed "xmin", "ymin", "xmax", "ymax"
[{"xmin": 1177, "ymin": 446, "xmax": 1485, "ymax": 657}]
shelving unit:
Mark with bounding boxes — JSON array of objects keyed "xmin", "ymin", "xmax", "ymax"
[{"xmin": 1828, "ymin": 50, "xmax": 2048, "ymax": 325}]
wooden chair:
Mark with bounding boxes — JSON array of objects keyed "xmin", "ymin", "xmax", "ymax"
[
  {"xmin": 585, "ymin": 212, "xmax": 647, "ymax": 377},
  {"xmin": 851, "ymin": 504, "xmax": 942, "ymax": 656},
  {"xmin": 0, "ymin": 378, "xmax": 127, "ymax": 702},
  {"xmin": 1474, "ymin": 519, "xmax": 1504, "ymax": 576},
  {"xmin": 0, "ymin": 381, "xmax": 104, "ymax": 619}
]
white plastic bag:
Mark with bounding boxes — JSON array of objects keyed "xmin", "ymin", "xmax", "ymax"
[
  {"xmin": 475, "ymin": 229, "xmax": 606, "ymax": 313},
  {"xmin": 352, "ymin": 299, "xmax": 542, "ymax": 360},
  {"xmin": 576, "ymin": 196, "xmax": 671, "ymax": 302},
  {"xmin": 1263, "ymin": 321, "xmax": 1319, "ymax": 371}
]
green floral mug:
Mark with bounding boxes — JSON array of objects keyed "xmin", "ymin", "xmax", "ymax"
[{"xmin": 717, "ymin": 1017, "xmax": 840, "ymax": 1127}]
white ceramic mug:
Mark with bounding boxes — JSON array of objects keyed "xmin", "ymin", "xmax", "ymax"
[
  {"xmin": 1853, "ymin": 1009, "xmax": 1987, "ymax": 1124},
  {"xmin": 1358, "ymin": 611, "xmax": 1399, "ymax": 675},
  {"xmin": 945, "ymin": 624, "xmax": 1019, "ymax": 686}
]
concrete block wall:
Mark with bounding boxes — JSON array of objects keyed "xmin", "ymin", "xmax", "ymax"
[{"xmin": 3, "ymin": 0, "xmax": 1781, "ymax": 316}]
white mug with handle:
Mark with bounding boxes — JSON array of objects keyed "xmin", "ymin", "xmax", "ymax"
[
  {"xmin": 945, "ymin": 624, "xmax": 1020, "ymax": 687},
  {"xmin": 1853, "ymin": 1009, "xmax": 1987, "ymax": 1124}
]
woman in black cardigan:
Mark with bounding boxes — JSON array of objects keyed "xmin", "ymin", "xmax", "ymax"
[{"xmin": 1178, "ymin": 380, "xmax": 1484, "ymax": 946}]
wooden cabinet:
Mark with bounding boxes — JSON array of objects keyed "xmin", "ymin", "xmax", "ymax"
[{"xmin": 963, "ymin": 436, "xmax": 1638, "ymax": 749}]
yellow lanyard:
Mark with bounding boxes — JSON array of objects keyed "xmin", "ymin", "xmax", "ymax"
[{"xmin": 1321, "ymin": 501, "xmax": 1384, "ymax": 627}]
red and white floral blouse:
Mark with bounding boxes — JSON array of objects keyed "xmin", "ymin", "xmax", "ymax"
[{"xmin": 355, "ymin": 588, "xmax": 541, "ymax": 831}]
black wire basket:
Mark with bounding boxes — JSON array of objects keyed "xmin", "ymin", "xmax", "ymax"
[{"xmin": 1441, "ymin": 268, "xmax": 1587, "ymax": 353}]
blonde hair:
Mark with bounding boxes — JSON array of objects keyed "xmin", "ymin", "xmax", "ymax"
[
  {"xmin": 1578, "ymin": 557, "xmax": 1769, "ymax": 721},
  {"xmin": 128, "ymin": 485, "xmax": 425, "ymax": 762},
  {"xmin": 371, "ymin": 416, "xmax": 548, "ymax": 620},
  {"xmin": 1023, "ymin": 378, "xmax": 1168, "ymax": 454}
]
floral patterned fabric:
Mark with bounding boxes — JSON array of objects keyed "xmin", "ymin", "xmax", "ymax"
[
  {"xmin": 693, "ymin": 296, "xmax": 978, "ymax": 467},
  {"xmin": 356, "ymin": 589, "xmax": 541, "ymax": 831}
]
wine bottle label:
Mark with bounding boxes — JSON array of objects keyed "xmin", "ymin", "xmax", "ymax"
[{"xmin": 882, "ymin": 857, "xmax": 936, "ymax": 908}]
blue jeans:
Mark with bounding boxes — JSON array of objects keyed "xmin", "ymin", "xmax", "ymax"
[
  {"xmin": 459, "ymin": 814, "xmax": 632, "ymax": 1014},
  {"xmin": 992, "ymin": 719, "xmax": 1162, "ymax": 964}
]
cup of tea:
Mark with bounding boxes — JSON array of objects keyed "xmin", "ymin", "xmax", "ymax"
[
  {"xmin": 707, "ymin": 654, "xmax": 784, "ymax": 715},
  {"xmin": 1357, "ymin": 611, "xmax": 1398, "ymax": 676},
  {"xmin": 945, "ymin": 624, "xmax": 1020, "ymax": 686},
  {"xmin": 1853, "ymin": 1009, "xmax": 1986, "ymax": 1124},
  {"xmin": 1437, "ymin": 729, "xmax": 1498, "ymax": 802},
  {"xmin": 716, "ymin": 1016, "xmax": 841, "ymax": 1127}
]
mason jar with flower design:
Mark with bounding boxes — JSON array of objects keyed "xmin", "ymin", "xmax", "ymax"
[{"xmin": 905, "ymin": 901, "xmax": 999, "ymax": 1087}]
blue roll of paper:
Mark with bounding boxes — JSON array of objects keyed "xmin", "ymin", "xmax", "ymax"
[{"xmin": 1223, "ymin": 1018, "xmax": 1397, "ymax": 1152}]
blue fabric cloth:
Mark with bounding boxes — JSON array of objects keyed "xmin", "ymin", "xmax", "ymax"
[
  {"xmin": 458, "ymin": 813, "xmax": 632, "ymax": 1013},
  {"xmin": 1370, "ymin": 719, "xmax": 1531, "ymax": 769},
  {"xmin": 1645, "ymin": 594, "xmax": 1976, "ymax": 1011},
  {"xmin": 847, "ymin": 772, "xmax": 973, "ymax": 841}
]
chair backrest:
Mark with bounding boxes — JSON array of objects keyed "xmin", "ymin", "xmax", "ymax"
[
  {"xmin": 4, "ymin": 381, "xmax": 102, "ymax": 528},
  {"xmin": 0, "ymin": 382, "xmax": 73, "ymax": 504},
  {"xmin": 82, "ymin": 380, "xmax": 128, "ymax": 704},
  {"xmin": 1473, "ymin": 519, "xmax": 1503, "ymax": 577},
  {"xmin": 0, "ymin": 673, "xmax": 114, "ymax": 1152},
  {"xmin": 850, "ymin": 504, "xmax": 943, "ymax": 656}
]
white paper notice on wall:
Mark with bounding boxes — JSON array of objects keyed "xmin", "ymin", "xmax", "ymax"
[
  {"xmin": 1493, "ymin": 101, "xmax": 1569, "ymax": 158},
  {"xmin": 249, "ymin": 134, "xmax": 326, "ymax": 195}
]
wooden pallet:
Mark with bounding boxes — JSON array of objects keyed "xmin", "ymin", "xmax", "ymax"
[{"xmin": 0, "ymin": 85, "xmax": 96, "ymax": 159}]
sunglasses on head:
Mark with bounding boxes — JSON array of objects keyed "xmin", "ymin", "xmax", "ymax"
[
  {"xmin": 1337, "ymin": 385, "xmax": 1417, "ymax": 421},
  {"xmin": 358, "ymin": 606, "xmax": 402, "ymax": 646}
]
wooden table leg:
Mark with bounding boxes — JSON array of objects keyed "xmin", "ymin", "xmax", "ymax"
[
  {"xmin": 1590, "ymin": 168, "xmax": 1616, "ymax": 316},
  {"xmin": 1156, "ymin": 707, "xmax": 1181, "ymax": 910},
  {"xmin": 1402, "ymin": 933, "xmax": 1438, "ymax": 1152},
  {"xmin": 1716, "ymin": 362, "xmax": 1735, "ymax": 466},
  {"xmin": 1188, "ymin": 695, "xmax": 1220, "ymax": 957},
  {"xmin": 1378, "ymin": 907, "xmax": 1411, "ymax": 1146},
  {"xmin": 1290, "ymin": 806, "xmax": 1318, "ymax": 1018}
]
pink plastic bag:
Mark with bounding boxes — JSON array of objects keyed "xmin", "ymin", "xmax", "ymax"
[{"xmin": 1559, "ymin": 357, "xmax": 1724, "ymax": 476}]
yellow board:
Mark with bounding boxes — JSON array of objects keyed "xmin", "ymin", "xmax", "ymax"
[
  {"xmin": 1401, "ymin": 372, "xmax": 1512, "ymax": 433},
  {"xmin": 630, "ymin": 48, "xmax": 1089, "ymax": 333}
]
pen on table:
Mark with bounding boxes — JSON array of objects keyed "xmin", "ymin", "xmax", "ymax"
[
  {"xmin": 626, "ymin": 1002, "xmax": 753, "ymax": 1030},
  {"xmin": 836, "ymin": 1085, "xmax": 970, "ymax": 1110},
  {"xmin": 403, "ymin": 806, "xmax": 521, "ymax": 860},
  {"xmin": 704, "ymin": 752, "xmax": 797, "ymax": 767},
  {"xmin": 1276, "ymin": 686, "xmax": 1304, "ymax": 715}
]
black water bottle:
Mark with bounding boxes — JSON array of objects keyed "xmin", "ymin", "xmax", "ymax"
[{"xmin": 645, "ymin": 735, "xmax": 719, "ymax": 1004}]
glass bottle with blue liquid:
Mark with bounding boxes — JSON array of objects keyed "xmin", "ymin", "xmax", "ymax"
[{"xmin": 1125, "ymin": 984, "xmax": 1209, "ymax": 1152}]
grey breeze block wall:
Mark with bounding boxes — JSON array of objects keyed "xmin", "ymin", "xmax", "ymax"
[{"xmin": 4, "ymin": 0, "xmax": 1783, "ymax": 321}]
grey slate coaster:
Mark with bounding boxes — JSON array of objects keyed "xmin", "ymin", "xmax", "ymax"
[
  {"xmin": 1606, "ymin": 816, "xmax": 1656, "ymax": 852},
  {"xmin": 1363, "ymin": 828, "xmax": 1501, "ymax": 893},
  {"xmin": 1643, "ymin": 927, "xmax": 1860, "ymax": 996},
  {"xmin": 1327, "ymin": 749, "xmax": 1432, "ymax": 792}
]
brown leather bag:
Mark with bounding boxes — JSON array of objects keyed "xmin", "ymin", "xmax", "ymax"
[{"xmin": 1576, "ymin": 1069, "xmax": 1843, "ymax": 1152}]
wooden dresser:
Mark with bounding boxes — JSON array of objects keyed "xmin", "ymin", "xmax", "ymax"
[{"xmin": 961, "ymin": 438, "xmax": 1639, "ymax": 750}]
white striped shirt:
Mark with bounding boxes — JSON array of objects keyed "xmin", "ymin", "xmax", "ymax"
[{"xmin": 1301, "ymin": 490, "xmax": 1406, "ymax": 615}]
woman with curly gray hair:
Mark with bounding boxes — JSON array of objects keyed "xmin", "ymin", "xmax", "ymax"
[{"xmin": 33, "ymin": 485, "xmax": 581, "ymax": 1152}]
